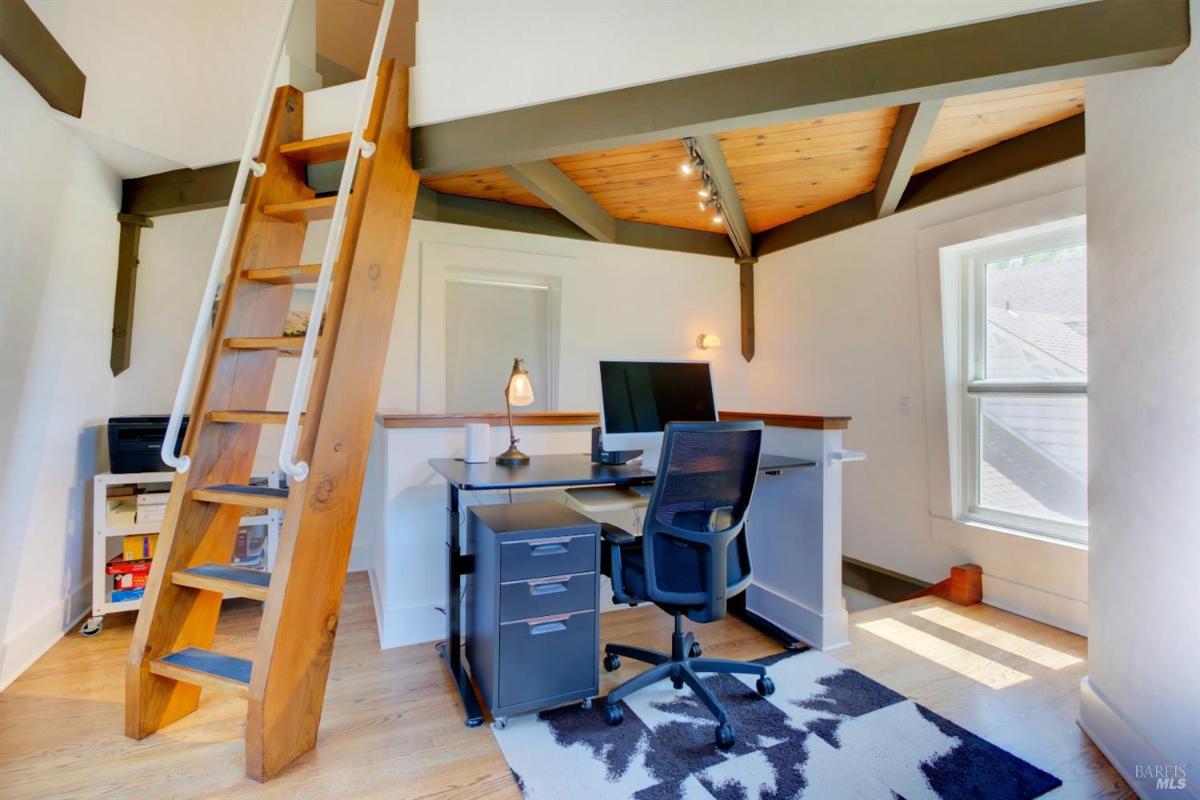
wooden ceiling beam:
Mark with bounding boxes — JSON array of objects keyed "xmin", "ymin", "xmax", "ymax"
[
  {"xmin": 412, "ymin": 0, "xmax": 1187, "ymax": 175},
  {"xmin": 0, "ymin": 0, "xmax": 86, "ymax": 117},
  {"xmin": 754, "ymin": 114, "xmax": 1084, "ymax": 255},
  {"xmin": 688, "ymin": 135, "xmax": 752, "ymax": 259},
  {"xmin": 874, "ymin": 100, "xmax": 943, "ymax": 218},
  {"xmin": 500, "ymin": 160, "xmax": 617, "ymax": 242}
]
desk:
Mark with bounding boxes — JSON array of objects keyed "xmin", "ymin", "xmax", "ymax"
[{"xmin": 428, "ymin": 452, "xmax": 814, "ymax": 727}]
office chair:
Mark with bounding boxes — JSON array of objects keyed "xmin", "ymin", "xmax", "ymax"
[{"xmin": 599, "ymin": 420, "xmax": 772, "ymax": 749}]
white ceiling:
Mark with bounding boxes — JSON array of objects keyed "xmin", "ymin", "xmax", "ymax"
[{"xmin": 31, "ymin": 0, "xmax": 286, "ymax": 177}]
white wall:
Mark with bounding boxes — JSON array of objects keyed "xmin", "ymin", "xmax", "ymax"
[
  {"xmin": 1079, "ymin": 17, "xmax": 1200, "ymax": 795},
  {"xmin": 0, "ymin": 62, "xmax": 120, "ymax": 690},
  {"xmin": 748, "ymin": 157, "xmax": 1089, "ymax": 633},
  {"xmin": 411, "ymin": 0, "xmax": 1085, "ymax": 124}
]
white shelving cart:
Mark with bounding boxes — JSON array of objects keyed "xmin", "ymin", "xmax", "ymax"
[{"xmin": 84, "ymin": 470, "xmax": 282, "ymax": 635}]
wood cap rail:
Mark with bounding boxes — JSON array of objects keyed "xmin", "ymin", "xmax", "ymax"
[{"xmin": 376, "ymin": 410, "xmax": 850, "ymax": 430}]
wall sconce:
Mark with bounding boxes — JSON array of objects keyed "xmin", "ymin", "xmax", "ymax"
[{"xmin": 696, "ymin": 333, "xmax": 722, "ymax": 350}]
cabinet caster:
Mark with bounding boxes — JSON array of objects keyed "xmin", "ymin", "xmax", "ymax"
[
  {"xmin": 715, "ymin": 723, "xmax": 735, "ymax": 750},
  {"xmin": 756, "ymin": 676, "xmax": 775, "ymax": 697},
  {"xmin": 688, "ymin": 641, "xmax": 702, "ymax": 658},
  {"xmin": 581, "ymin": 696, "xmax": 593, "ymax": 710},
  {"xmin": 79, "ymin": 617, "xmax": 102, "ymax": 638},
  {"xmin": 604, "ymin": 703, "xmax": 624, "ymax": 726},
  {"xmin": 603, "ymin": 653, "xmax": 621, "ymax": 672},
  {"xmin": 492, "ymin": 716, "xmax": 509, "ymax": 730}
]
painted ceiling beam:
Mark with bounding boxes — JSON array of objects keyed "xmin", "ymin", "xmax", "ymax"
[
  {"xmin": 874, "ymin": 100, "xmax": 944, "ymax": 218},
  {"xmin": 500, "ymin": 160, "xmax": 618, "ymax": 243},
  {"xmin": 0, "ymin": 0, "xmax": 86, "ymax": 117},
  {"xmin": 689, "ymin": 135, "xmax": 752, "ymax": 259},
  {"xmin": 411, "ymin": 0, "xmax": 1187, "ymax": 175},
  {"xmin": 754, "ymin": 114, "xmax": 1085, "ymax": 256},
  {"xmin": 419, "ymin": 186, "xmax": 736, "ymax": 258}
]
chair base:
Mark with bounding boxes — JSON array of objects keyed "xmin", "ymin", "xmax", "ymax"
[{"xmin": 603, "ymin": 614, "xmax": 771, "ymax": 748}]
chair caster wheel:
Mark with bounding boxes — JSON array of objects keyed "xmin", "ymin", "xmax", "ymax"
[
  {"xmin": 715, "ymin": 723, "xmax": 735, "ymax": 750},
  {"xmin": 756, "ymin": 676, "xmax": 775, "ymax": 697},
  {"xmin": 604, "ymin": 703, "xmax": 624, "ymax": 726},
  {"xmin": 671, "ymin": 677, "xmax": 685, "ymax": 690},
  {"xmin": 689, "ymin": 641, "xmax": 702, "ymax": 658},
  {"xmin": 603, "ymin": 653, "xmax": 621, "ymax": 672}
]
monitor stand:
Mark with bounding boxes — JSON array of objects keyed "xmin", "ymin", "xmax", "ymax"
[{"xmin": 590, "ymin": 426, "xmax": 643, "ymax": 465}]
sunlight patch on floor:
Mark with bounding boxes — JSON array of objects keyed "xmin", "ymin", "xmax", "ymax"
[
  {"xmin": 856, "ymin": 617, "xmax": 1031, "ymax": 689},
  {"xmin": 912, "ymin": 606, "xmax": 1083, "ymax": 670}
]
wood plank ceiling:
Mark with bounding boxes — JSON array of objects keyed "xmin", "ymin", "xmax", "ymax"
[{"xmin": 417, "ymin": 78, "xmax": 1085, "ymax": 237}]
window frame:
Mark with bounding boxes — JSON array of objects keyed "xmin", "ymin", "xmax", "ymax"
[{"xmin": 955, "ymin": 221, "xmax": 1088, "ymax": 544}]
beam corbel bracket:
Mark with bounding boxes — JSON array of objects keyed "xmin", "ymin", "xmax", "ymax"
[
  {"xmin": 111, "ymin": 213, "xmax": 154, "ymax": 376},
  {"xmin": 737, "ymin": 256, "xmax": 757, "ymax": 363}
]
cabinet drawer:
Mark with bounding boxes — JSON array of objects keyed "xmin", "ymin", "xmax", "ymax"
[
  {"xmin": 498, "ymin": 610, "xmax": 596, "ymax": 709},
  {"xmin": 499, "ymin": 534, "xmax": 596, "ymax": 581},
  {"xmin": 500, "ymin": 572, "xmax": 596, "ymax": 623}
]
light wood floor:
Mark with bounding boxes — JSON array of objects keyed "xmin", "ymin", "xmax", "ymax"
[{"xmin": 0, "ymin": 573, "xmax": 1129, "ymax": 799}]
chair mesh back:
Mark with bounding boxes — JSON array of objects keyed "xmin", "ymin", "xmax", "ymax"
[{"xmin": 653, "ymin": 426, "xmax": 762, "ymax": 531}]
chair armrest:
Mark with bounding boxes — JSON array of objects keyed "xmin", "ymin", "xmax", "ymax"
[{"xmin": 600, "ymin": 522, "xmax": 637, "ymax": 546}]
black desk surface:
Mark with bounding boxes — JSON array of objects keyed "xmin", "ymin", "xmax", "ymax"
[{"xmin": 429, "ymin": 452, "xmax": 814, "ymax": 492}]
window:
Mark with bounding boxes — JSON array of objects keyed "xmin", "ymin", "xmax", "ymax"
[{"xmin": 950, "ymin": 220, "xmax": 1087, "ymax": 543}]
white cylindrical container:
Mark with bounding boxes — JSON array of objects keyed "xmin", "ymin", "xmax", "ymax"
[{"xmin": 464, "ymin": 423, "xmax": 490, "ymax": 463}]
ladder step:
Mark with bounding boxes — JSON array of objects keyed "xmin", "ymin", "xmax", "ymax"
[
  {"xmin": 150, "ymin": 647, "xmax": 252, "ymax": 697},
  {"xmin": 226, "ymin": 336, "xmax": 311, "ymax": 355},
  {"xmin": 279, "ymin": 132, "xmax": 351, "ymax": 164},
  {"xmin": 191, "ymin": 484, "xmax": 289, "ymax": 511},
  {"xmin": 263, "ymin": 196, "xmax": 337, "ymax": 223},
  {"xmin": 208, "ymin": 410, "xmax": 299, "ymax": 425},
  {"xmin": 173, "ymin": 563, "xmax": 271, "ymax": 601},
  {"xmin": 244, "ymin": 264, "xmax": 320, "ymax": 284}
]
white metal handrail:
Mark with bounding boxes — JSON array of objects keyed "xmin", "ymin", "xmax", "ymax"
[
  {"xmin": 278, "ymin": 0, "xmax": 396, "ymax": 482},
  {"xmin": 161, "ymin": 0, "xmax": 297, "ymax": 473}
]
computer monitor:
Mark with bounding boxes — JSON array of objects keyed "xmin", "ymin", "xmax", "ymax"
[{"xmin": 598, "ymin": 360, "xmax": 718, "ymax": 452}]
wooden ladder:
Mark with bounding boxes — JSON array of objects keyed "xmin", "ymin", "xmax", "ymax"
[{"xmin": 125, "ymin": 59, "xmax": 418, "ymax": 782}]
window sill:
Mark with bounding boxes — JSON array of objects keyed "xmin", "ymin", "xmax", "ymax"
[{"xmin": 951, "ymin": 515, "xmax": 1088, "ymax": 552}]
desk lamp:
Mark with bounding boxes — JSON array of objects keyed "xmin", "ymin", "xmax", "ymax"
[{"xmin": 497, "ymin": 357, "xmax": 534, "ymax": 465}]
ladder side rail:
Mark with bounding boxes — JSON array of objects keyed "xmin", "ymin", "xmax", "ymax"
[
  {"xmin": 277, "ymin": 0, "xmax": 396, "ymax": 482},
  {"xmin": 161, "ymin": 0, "xmax": 297, "ymax": 473}
]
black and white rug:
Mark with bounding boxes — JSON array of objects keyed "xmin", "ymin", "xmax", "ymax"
[{"xmin": 492, "ymin": 650, "xmax": 1062, "ymax": 799}]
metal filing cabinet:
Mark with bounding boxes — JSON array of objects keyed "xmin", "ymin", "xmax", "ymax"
[{"xmin": 466, "ymin": 502, "xmax": 600, "ymax": 725}]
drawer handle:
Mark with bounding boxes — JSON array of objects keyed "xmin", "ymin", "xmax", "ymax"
[
  {"xmin": 529, "ymin": 541, "xmax": 569, "ymax": 556},
  {"xmin": 529, "ymin": 579, "xmax": 568, "ymax": 596},
  {"xmin": 527, "ymin": 613, "xmax": 570, "ymax": 635}
]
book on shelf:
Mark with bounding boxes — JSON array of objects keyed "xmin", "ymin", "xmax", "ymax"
[
  {"xmin": 136, "ymin": 504, "xmax": 166, "ymax": 524},
  {"xmin": 123, "ymin": 534, "xmax": 157, "ymax": 561},
  {"xmin": 136, "ymin": 491, "xmax": 171, "ymax": 507},
  {"xmin": 105, "ymin": 555, "xmax": 152, "ymax": 575},
  {"xmin": 106, "ymin": 499, "xmax": 137, "ymax": 527},
  {"xmin": 112, "ymin": 570, "xmax": 148, "ymax": 591},
  {"xmin": 111, "ymin": 587, "xmax": 145, "ymax": 603}
]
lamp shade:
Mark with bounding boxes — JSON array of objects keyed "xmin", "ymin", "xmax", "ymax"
[
  {"xmin": 506, "ymin": 361, "xmax": 535, "ymax": 407},
  {"xmin": 696, "ymin": 333, "xmax": 722, "ymax": 350}
]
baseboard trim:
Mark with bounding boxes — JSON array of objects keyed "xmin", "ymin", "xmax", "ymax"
[
  {"xmin": 982, "ymin": 572, "xmax": 1087, "ymax": 636},
  {"xmin": 746, "ymin": 582, "xmax": 849, "ymax": 652},
  {"xmin": 1079, "ymin": 677, "xmax": 1197, "ymax": 799},
  {"xmin": 0, "ymin": 580, "xmax": 91, "ymax": 692}
]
